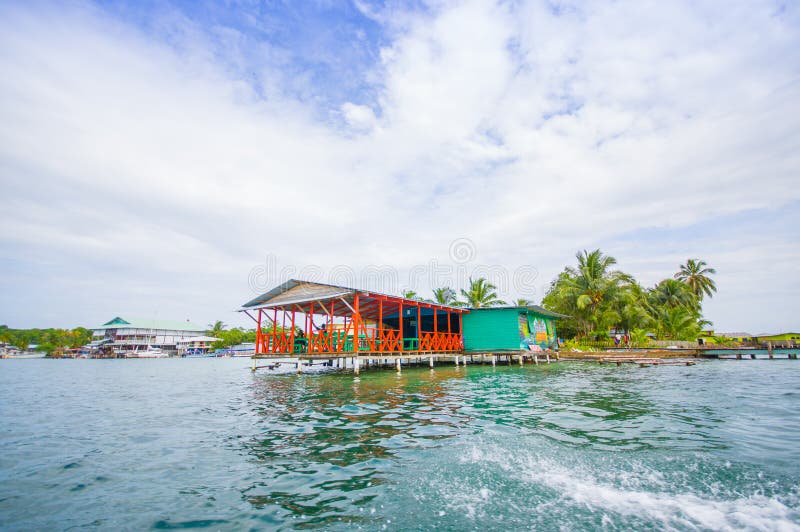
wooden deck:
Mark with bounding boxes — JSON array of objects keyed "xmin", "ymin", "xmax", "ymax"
[{"xmin": 250, "ymin": 351, "xmax": 560, "ymax": 374}]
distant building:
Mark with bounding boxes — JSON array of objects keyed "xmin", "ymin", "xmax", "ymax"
[
  {"xmin": 176, "ymin": 336, "xmax": 222, "ymax": 356},
  {"xmin": 716, "ymin": 332, "xmax": 755, "ymax": 342},
  {"xmin": 752, "ymin": 333, "xmax": 800, "ymax": 346},
  {"xmin": 91, "ymin": 317, "xmax": 206, "ymax": 356}
]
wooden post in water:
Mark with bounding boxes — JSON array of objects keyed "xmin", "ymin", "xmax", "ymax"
[
  {"xmin": 396, "ymin": 357, "xmax": 402, "ymax": 373},
  {"xmin": 546, "ymin": 352, "xmax": 550, "ymax": 363},
  {"xmin": 491, "ymin": 354, "xmax": 496, "ymax": 367},
  {"xmin": 296, "ymin": 358, "xmax": 302, "ymax": 374},
  {"xmin": 251, "ymin": 357, "xmax": 256, "ymax": 372},
  {"xmin": 533, "ymin": 353, "xmax": 539, "ymax": 365},
  {"xmin": 354, "ymin": 356, "xmax": 360, "ymax": 376},
  {"xmin": 429, "ymin": 355, "xmax": 434, "ymax": 368},
  {"xmin": 768, "ymin": 342, "xmax": 774, "ymax": 359},
  {"xmin": 519, "ymin": 354, "xmax": 524, "ymax": 366},
  {"xmin": 454, "ymin": 355, "xmax": 459, "ymax": 366}
]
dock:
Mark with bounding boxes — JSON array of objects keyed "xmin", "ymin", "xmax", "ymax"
[{"xmin": 250, "ymin": 351, "xmax": 560, "ymax": 374}]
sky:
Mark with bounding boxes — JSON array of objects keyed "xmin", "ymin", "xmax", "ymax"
[{"xmin": 0, "ymin": 0, "xmax": 798, "ymax": 333}]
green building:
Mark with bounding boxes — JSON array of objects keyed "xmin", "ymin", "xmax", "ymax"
[
  {"xmin": 462, "ymin": 306, "xmax": 566, "ymax": 353},
  {"xmin": 754, "ymin": 332, "xmax": 800, "ymax": 345}
]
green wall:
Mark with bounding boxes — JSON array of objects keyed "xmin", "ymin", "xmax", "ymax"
[
  {"xmin": 463, "ymin": 308, "xmax": 520, "ymax": 352},
  {"xmin": 757, "ymin": 333, "xmax": 800, "ymax": 341},
  {"xmin": 463, "ymin": 308, "xmax": 559, "ymax": 352}
]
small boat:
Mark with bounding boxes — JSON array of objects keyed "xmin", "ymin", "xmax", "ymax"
[
  {"xmin": 128, "ymin": 346, "xmax": 169, "ymax": 358},
  {"xmin": 183, "ymin": 348, "xmax": 216, "ymax": 358},
  {"xmin": 3, "ymin": 352, "xmax": 47, "ymax": 359}
]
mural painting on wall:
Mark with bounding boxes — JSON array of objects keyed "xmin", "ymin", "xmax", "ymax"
[
  {"xmin": 531, "ymin": 317, "xmax": 548, "ymax": 343},
  {"xmin": 520, "ymin": 312, "xmax": 556, "ymax": 348},
  {"xmin": 518, "ymin": 313, "xmax": 532, "ymax": 349},
  {"xmin": 518, "ymin": 313, "xmax": 530, "ymax": 340}
]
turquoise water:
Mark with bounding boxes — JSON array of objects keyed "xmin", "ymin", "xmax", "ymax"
[{"xmin": 1, "ymin": 359, "xmax": 799, "ymax": 530}]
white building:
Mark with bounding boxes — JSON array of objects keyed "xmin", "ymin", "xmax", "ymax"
[{"xmin": 91, "ymin": 317, "xmax": 206, "ymax": 356}]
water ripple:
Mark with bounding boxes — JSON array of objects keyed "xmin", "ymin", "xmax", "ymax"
[{"xmin": 1, "ymin": 358, "xmax": 799, "ymax": 530}]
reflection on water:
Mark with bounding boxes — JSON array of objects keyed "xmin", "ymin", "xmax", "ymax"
[
  {"xmin": 238, "ymin": 362, "xmax": 799, "ymax": 529},
  {"xmin": 0, "ymin": 359, "xmax": 798, "ymax": 530}
]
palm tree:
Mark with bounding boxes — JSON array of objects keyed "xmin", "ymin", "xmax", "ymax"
[
  {"xmin": 549, "ymin": 249, "xmax": 632, "ymax": 337},
  {"xmin": 401, "ymin": 289, "xmax": 420, "ymax": 300},
  {"xmin": 650, "ymin": 279, "xmax": 697, "ymax": 310},
  {"xmin": 614, "ymin": 283, "xmax": 652, "ymax": 335},
  {"xmin": 515, "ymin": 298, "xmax": 532, "ymax": 306},
  {"xmin": 675, "ymin": 259, "xmax": 717, "ymax": 300},
  {"xmin": 432, "ymin": 287, "xmax": 459, "ymax": 306},
  {"xmin": 657, "ymin": 306, "xmax": 701, "ymax": 340},
  {"xmin": 464, "ymin": 278, "xmax": 507, "ymax": 308},
  {"xmin": 460, "ymin": 277, "xmax": 506, "ymax": 308},
  {"xmin": 568, "ymin": 250, "xmax": 632, "ymax": 308},
  {"xmin": 207, "ymin": 320, "xmax": 226, "ymax": 336}
]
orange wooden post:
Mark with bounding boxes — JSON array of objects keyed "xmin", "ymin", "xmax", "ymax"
[
  {"xmin": 304, "ymin": 305, "xmax": 310, "ymax": 346},
  {"xmin": 447, "ymin": 309, "xmax": 452, "ymax": 350},
  {"xmin": 257, "ymin": 309, "xmax": 263, "ymax": 354},
  {"xmin": 309, "ymin": 301, "xmax": 315, "ymax": 352},
  {"xmin": 416, "ymin": 302, "xmax": 421, "ymax": 351},
  {"xmin": 290, "ymin": 307, "xmax": 296, "ymax": 353},
  {"xmin": 329, "ymin": 299, "xmax": 336, "ymax": 353},
  {"xmin": 458, "ymin": 311, "xmax": 464, "ymax": 350},
  {"xmin": 399, "ymin": 301, "xmax": 404, "ymax": 352},
  {"xmin": 378, "ymin": 298, "xmax": 383, "ymax": 352},
  {"xmin": 272, "ymin": 308, "xmax": 278, "ymax": 353},
  {"xmin": 353, "ymin": 293, "xmax": 360, "ymax": 354},
  {"xmin": 281, "ymin": 309, "xmax": 286, "ymax": 351}
]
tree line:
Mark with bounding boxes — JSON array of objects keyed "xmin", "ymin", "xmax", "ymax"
[
  {"xmin": 0, "ymin": 325, "xmax": 93, "ymax": 354},
  {"xmin": 4, "ymin": 253, "xmax": 716, "ymax": 354},
  {"xmin": 401, "ymin": 250, "xmax": 717, "ymax": 342},
  {"xmin": 542, "ymin": 250, "xmax": 716, "ymax": 341}
]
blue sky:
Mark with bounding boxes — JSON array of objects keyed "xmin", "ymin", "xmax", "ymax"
[{"xmin": 0, "ymin": 0, "xmax": 798, "ymax": 333}]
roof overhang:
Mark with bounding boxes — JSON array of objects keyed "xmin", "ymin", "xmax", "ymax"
[
  {"xmin": 467, "ymin": 305, "xmax": 570, "ymax": 319},
  {"xmin": 240, "ymin": 279, "xmax": 467, "ymax": 321}
]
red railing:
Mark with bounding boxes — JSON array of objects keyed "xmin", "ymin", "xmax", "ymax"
[
  {"xmin": 419, "ymin": 332, "xmax": 462, "ymax": 351},
  {"xmin": 256, "ymin": 328, "xmax": 462, "ymax": 355}
]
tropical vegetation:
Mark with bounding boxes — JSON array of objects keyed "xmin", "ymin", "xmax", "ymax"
[
  {"xmin": 459, "ymin": 277, "xmax": 506, "ymax": 308},
  {"xmin": 0, "ymin": 325, "xmax": 92, "ymax": 354},
  {"xmin": 410, "ymin": 278, "xmax": 505, "ymax": 308},
  {"xmin": 542, "ymin": 250, "xmax": 717, "ymax": 342}
]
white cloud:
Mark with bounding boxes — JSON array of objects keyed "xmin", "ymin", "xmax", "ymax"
[
  {"xmin": 341, "ymin": 102, "xmax": 377, "ymax": 130},
  {"xmin": 0, "ymin": 0, "xmax": 798, "ymax": 331}
]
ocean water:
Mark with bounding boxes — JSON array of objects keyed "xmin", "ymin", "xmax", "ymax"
[{"xmin": 1, "ymin": 358, "xmax": 798, "ymax": 531}]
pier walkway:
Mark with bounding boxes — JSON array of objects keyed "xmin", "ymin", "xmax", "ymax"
[{"xmin": 250, "ymin": 351, "xmax": 559, "ymax": 374}]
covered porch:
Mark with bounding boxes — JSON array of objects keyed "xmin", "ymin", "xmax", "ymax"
[{"xmin": 240, "ymin": 280, "xmax": 467, "ymax": 357}]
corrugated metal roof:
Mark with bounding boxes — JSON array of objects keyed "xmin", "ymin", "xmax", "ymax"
[
  {"xmin": 176, "ymin": 336, "xmax": 222, "ymax": 343},
  {"xmin": 93, "ymin": 317, "xmax": 206, "ymax": 332},
  {"xmin": 467, "ymin": 305, "xmax": 569, "ymax": 319},
  {"xmin": 240, "ymin": 279, "xmax": 468, "ymax": 324},
  {"xmin": 241, "ymin": 280, "xmax": 355, "ymax": 309}
]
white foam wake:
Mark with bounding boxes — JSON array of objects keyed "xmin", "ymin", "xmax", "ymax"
[{"xmin": 460, "ymin": 445, "xmax": 800, "ymax": 531}]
